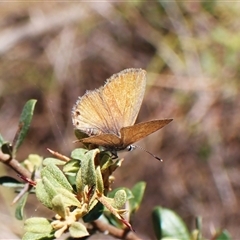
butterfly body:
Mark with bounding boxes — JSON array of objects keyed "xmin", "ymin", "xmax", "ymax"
[{"xmin": 72, "ymin": 68, "xmax": 172, "ymax": 152}]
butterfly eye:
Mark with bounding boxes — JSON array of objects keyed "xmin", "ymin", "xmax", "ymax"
[{"xmin": 126, "ymin": 145, "xmax": 136, "ymax": 152}]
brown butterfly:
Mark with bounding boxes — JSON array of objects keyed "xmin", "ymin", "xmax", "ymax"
[{"xmin": 72, "ymin": 68, "xmax": 172, "ymax": 159}]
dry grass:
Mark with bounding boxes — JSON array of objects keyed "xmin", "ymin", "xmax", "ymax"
[{"xmin": 0, "ymin": 2, "xmax": 239, "ymax": 239}]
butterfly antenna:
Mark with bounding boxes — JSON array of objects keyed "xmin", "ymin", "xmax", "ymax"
[{"xmin": 133, "ymin": 144, "xmax": 163, "ymax": 162}]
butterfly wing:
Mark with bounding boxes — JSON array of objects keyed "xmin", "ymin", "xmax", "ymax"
[
  {"xmin": 80, "ymin": 119, "xmax": 172, "ymax": 150},
  {"xmin": 102, "ymin": 68, "xmax": 146, "ymax": 130},
  {"xmin": 81, "ymin": 133, "xmax": 122, "ymax": 148},
  {"xmin": 72, "ymin": 89, "xmax": 113, "ymax": 135},
  {"xmin": 120, "ymin": 119, "xmax": 173, "ymax": 148},
  {"xmin": 72, "ymin": 68, "xmax": 146, "ymax": 136}
]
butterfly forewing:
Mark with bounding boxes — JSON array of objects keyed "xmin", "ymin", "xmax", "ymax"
[
  {"xmin": 120, "ymin": 119, "xmax": 173, "ymax": 148},
  {"xmin": 72, "ymin": 68, "xmax": 146, "ymax": 136},
  {"xmin": 102, "ymin": 69, "xmax": 146, "ymax": 130}
]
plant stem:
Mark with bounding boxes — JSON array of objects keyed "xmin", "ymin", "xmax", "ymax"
[
  {"xmin": 93, "ymin": 219, "xmax": 143, "ymax": 240},
  {"xmin": 0, "ymin": 150, "xmax": 31, "ymax": 179}
]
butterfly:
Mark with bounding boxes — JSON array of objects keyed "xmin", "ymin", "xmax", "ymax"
[{"xmin": 72, "ymin": 68, "xmax": 172, "ymax": 158}]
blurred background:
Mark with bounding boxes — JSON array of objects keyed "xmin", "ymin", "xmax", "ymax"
[{"xmin": 0, "ymin": 1, "xmax": 239, "ymax": 239}]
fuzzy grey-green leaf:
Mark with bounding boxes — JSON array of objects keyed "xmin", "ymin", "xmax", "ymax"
[
  {"xmin": 69, "ymin": 222, "xmax": 89, "ymax": 238},
  {"xmin": 22, "ymin": 232, "xmax": 54, "ymax": 240},
  {"xmin": 56, "ymin": 187, "xmax": 81, "ymax": 207},
  {"xmin": 41, "ymin": 163, "xmax": 73, "ymax": 192},
  {"xmin": 52, "ymin": 194, "xmax": 67, "ymax": 218},
  {"xmin": 96, "ymin": 166, "xmax": 104, "ymax": 194},
  {"xmin": 71, "ymin": 148, "xmax": 88, "ymax": 160},
  {"xmin": 23, "ymin": 218, "xmax": 53, "ymax": 240},
  {"xmin": 76, "ymin": 166, "xmax": 83, "ymax": 193},
  {"xmin": 113, "ymin": 190, "xmax": 127, "ymax": 209},
  {"xmin": 36, "ymin": 178, "xmax": 54, "ymax": 209},
  {"xmin": 108, "ymin": 187, "xmax": 133, "ymax": 200},
  {"xmin": 24, "ymin": 217, "xmax": 53, "ymax": 233},
  {"xmin": 43, "ymin": 157, "xmax": 66, "ymax": 166},
  {"xmin": 79, "ymin": 149, "xmax": 99, "ymax": 191}
]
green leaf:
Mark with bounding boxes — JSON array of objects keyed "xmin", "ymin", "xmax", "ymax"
[
  {"xmin": 51, "ymin": 194, "xmax": 67, "ymax": 218},
  {"xmin": 83, "ymin": 201, "xmax": 104, "ymax": 223},
  {"xmin": 194, "ymin": 217, "xmax": 202, "ymax": 240},
  {"xmin": 75, "ymin": 165, "xmax": 83, "ymax": 193},
  {"xmin": 24, "ymin": 217, "xmax": 53, "ymax": 232},
  {"xmin": 15, "ymin": 192, "xmax": 29, "ymax": 220},
  {"xmin": 13, "ymin": 99, "xmax": 37, "ymax": 155},
  {"xmin": 22, "ymin": 232, "xmax": 54, "ymax": 240},
  {"xmin": 113, "ymin": 190, "xmax": 127, "ymax": 209},
  {"xmin": 0, "ymin": 176, "xmax": 22, "ymax": 187},
  {"xmin": 202, "ymin": 0, "xmax": 216, "ymax": 14},
  {"xmin": 74, "ymin": 129, "xmax": 89, "ymax": 140},
  {"xmin": 36, "ymin": 178, "xmax": 55, "ymax": 209},
  {"xmin": 43, "ymin": 157, "xmax": 66, "ymax": 166},
  {"xmin": 63, "ymin": 159, "xmax": 81, "ymax": 174},
  {"xmin": 0, "ymin": 134, "xmax": 4, "ymax": 146},
  {"xmin": 108, "ymin": 187, "xmax": 134, "ymax": 201},
  {"xmin": 96, "ymin": 166, "xmax": 104, "ymax": 194},
  {"xmin": 36, "ymin": 176, "xmax": 81, "ymax": 211},
  {"xmin": 106, "ymin": 187, "xmax": 133, "ymax": 229},
  {"xmin": 69, "ymin": 222, "xmax": 89, "ymax": 238},
  {"xmin": 55, "ymin": 187, "xmax": 81, "ymax": 207},
  {"xmin": 76, "ymin": 149, "xmax": 98, "ymax": 193},
  {"xmin": 25, "ymin": 154, "xmax": 43, "ymax": 167},
  {"xmin": 71, "ymin": 148, "xmax": 88, "ymax": 160},
  {"xmin": 152, "ymin": 207, "xmax": 190, "ymax": 240},
  {"xmin": 191, "ymin": 229, "xmax": 201, "ymax": 240},
  {"xmin": 99, "ymin": 153, "xmax": 115, "ymax": 171},
  {"xmin": 66, "ymin": 174, "xmax": 77, "ymax": 187},
  {"xmin": 129, "ymin": 181, "xmax": 146, "ymax": 214},
  {"xmin": 41, "ymin": 163, "xmax": 73, "ymax": 192},
  {"xmin": 216, "ymin": 230, "xmax": 232, "ymax": 240}
]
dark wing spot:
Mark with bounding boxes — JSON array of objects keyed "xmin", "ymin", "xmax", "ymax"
[{"xmin": 75, "ymin": 110, "xmax": 81, "ymax": 116}]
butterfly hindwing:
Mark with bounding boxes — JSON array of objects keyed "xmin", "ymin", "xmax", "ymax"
[
  {"xmin": 120, "ymin": 119, "xmax": 173, "ymax": 148},
  {"xmin": 81, "ymin": 133, "xmax": 122, "ymax": 148},
  {"xmin": 72, "ymin": 89, "xmax": 112, "ymax": 135},
  {"xmin": 80, "ymin": 119, "xmax": 172, "ymax": 150}
]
